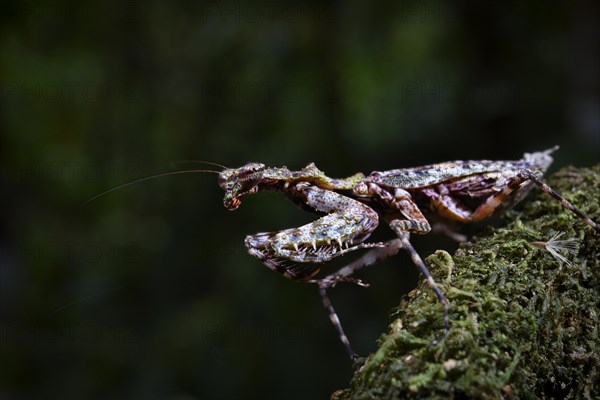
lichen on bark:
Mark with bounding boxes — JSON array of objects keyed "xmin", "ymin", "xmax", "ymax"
[{"xmin": 333, "ymin": 165, "xmax": 600, "ymax": 400}]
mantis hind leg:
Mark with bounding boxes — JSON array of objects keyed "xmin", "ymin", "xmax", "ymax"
[
  {"xmin": 430, "ymin": 170, "xmax": 599, "ymax": 233},
  {"xmin": 520, "ymin": 170, "xmax": 599, "ymax": 232}
]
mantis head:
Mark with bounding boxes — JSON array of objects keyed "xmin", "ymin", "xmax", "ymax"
[{"xmin": 218, "ymin": 163, "xmax": 266, "ymax": 210}]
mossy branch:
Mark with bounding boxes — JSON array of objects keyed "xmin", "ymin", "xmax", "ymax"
[{"xmin": 334, "ymin": 165, "xmax": 600, "ymax": 400}]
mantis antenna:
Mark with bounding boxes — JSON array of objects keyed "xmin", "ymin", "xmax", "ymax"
[
  {"xmin": 81, "ymin": 169, "xmax": 220, "ymax": 206},
  {"xmin": 169, "ymin": 160, "xmax": 229, "ymax": 169}
]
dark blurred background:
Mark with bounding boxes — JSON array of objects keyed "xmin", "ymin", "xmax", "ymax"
[{"xmin": 1, "ymin": 1, "xmax": 598, "ymax": 399}]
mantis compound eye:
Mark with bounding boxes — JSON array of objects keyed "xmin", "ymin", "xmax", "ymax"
[{"xmin": 218, "ymin": 170, "xmax": 235, "ymax": 190}]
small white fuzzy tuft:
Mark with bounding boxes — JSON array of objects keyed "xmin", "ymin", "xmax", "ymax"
[{"xmin": 532, "ymin": 231, "xmax": 579, "ymax": 268}]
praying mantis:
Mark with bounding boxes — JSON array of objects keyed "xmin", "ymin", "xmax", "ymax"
[{"xmin": 86, "ymin": 146, "xmax": 599, "ymax": 360}]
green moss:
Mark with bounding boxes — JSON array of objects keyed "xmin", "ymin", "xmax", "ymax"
[{"xmin": 334, "ymin": 165, "xmax": 600, "ymax": 399}]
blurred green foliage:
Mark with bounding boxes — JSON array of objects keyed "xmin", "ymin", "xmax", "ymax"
[{"xmin": 1, "ymin": 1, "xmax": 598, "ymax": 399}]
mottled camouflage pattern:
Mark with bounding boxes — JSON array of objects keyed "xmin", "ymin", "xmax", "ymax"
[{"xmin": 216, "ymin": 147, "xmax": 598, "ymax": 358}]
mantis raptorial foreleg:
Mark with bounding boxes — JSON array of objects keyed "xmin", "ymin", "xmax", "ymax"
[
  {"xmin": 245, "ymin": 183, "xmax": 386, "ymax": 281},
  {"xmin": 311, "ymin": 238, "xmax": 404, "ymax": 288}
]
